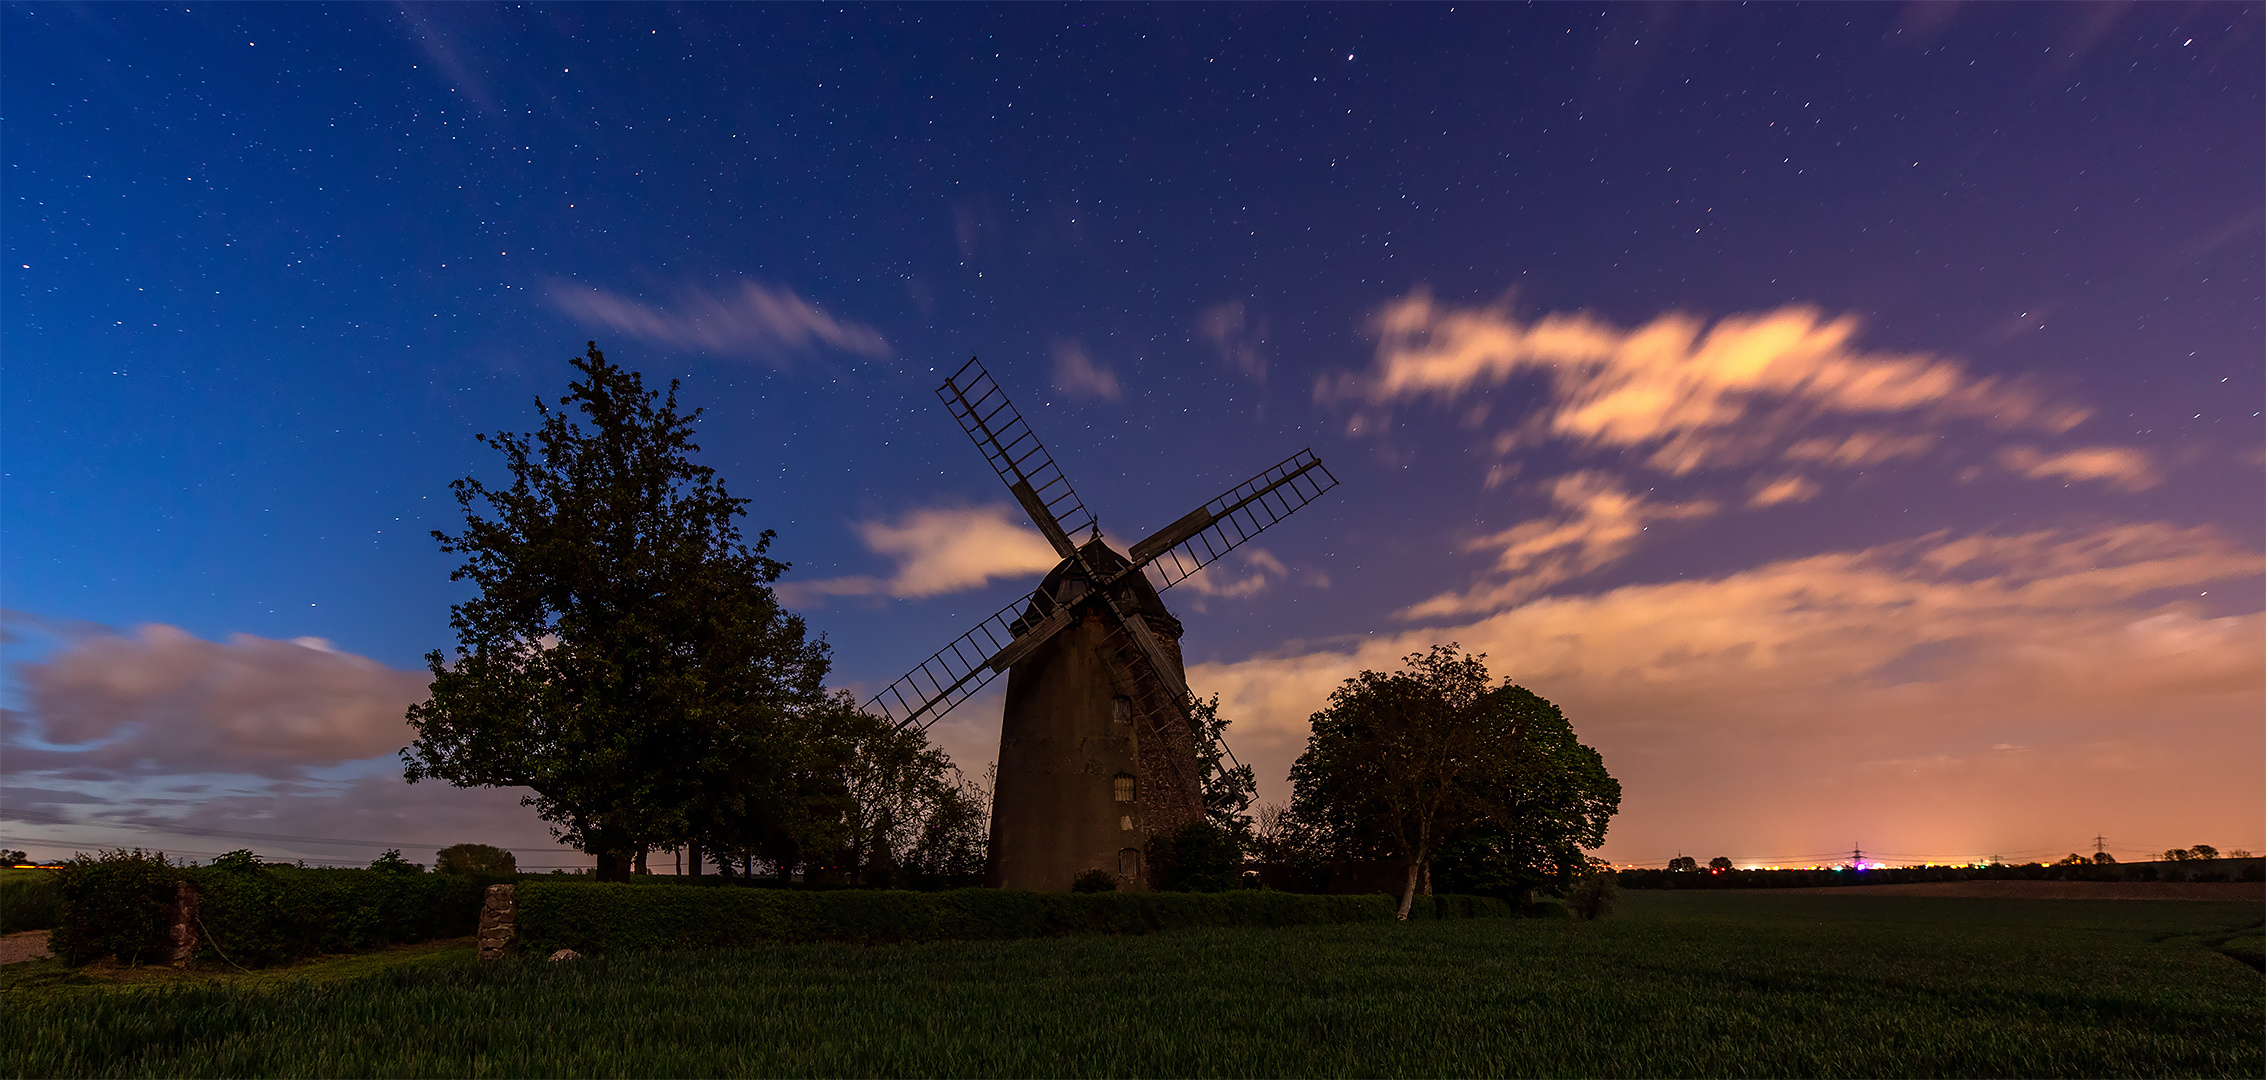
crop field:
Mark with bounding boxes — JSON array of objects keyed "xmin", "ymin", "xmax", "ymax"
[{"xmin": 5, "ymin": 890, "xmax": 2260, "ymax": 1078}]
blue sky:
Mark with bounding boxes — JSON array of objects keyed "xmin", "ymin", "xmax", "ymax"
[{"xmin": 5, "ymin": 2, "xmax": 2260, "ymax": 869}]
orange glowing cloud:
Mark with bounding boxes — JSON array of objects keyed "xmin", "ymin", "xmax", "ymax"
[
  {"xmin": 1189, "ymin": 521, "xmax": 2265, "ymax": 863},
  {"xmin": 1999, "ymin": 445, "xmax": 2160, "ymax": 491},
  {"xmin": 777, "ymin": 505, "xmax": 1061, "ymax": 604},
  {"xmin": 1324, "ymin": 292, "xmax": 2089, "ymax": 475},
  {"xmin": 1401, "ymin": 472, "xmax": 1718, "ymax": 619}
]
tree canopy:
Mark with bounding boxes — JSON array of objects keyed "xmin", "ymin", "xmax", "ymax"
[
  {"xmin": 402, "ymin": 343, "xmax": 831, "ymax": 880},
  {"xmin": 1288, "ymin": 645, "xmax": 1620, "ymax": 916}
]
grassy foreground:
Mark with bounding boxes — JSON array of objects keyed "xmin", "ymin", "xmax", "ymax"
[{"xmin": 5, "ymin": 891, "xmax": 2260, "ymax": 1078}]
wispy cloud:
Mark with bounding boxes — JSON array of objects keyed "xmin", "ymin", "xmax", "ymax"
[
  {"xmin": 6, "ymin": 625, "xmax": 428, "ymax": 781},
  {"xmin": 1167, "ymin": 549, "xmax": 1299, "ymax": 614},
  {"xmin": 777, "ymin": 505, "xmax": 1061, "ymax": 606},
  {"xmin": 1192, "ymin": 521, "xmax": 2265, "ymax": 861},
  {"xmin": 1401, "ymin": 472, "xmax": 1718, "ymax": 619},
  {"xmin": 392, "ymin": 4, "xmax": 498, "ymax": 115},
  {"xmin": 1783, "ymin": 431, "xmax": 1937, "ymax": 468},
  {"xmin": 1050, "ymin": 340, "xmax": 1122, "ymax": 400},
  {"xmin": 546, "ymin": 280, "xmax": 890, "ymax": 361},
  {"xmin": 1999, "ymin": 445, "xmax": 2159, "ymax": 491},
  {"xmin": 1747, "ymin": 475, "xmax": 1821, "ymax": 508},
  {"xmin": 1324, "ymin": 291, "xmax": 2087, "ymax": 475},
  {"xmin": 1196, "ymin": 301, "xmax": 1267, "ymax": 383}
]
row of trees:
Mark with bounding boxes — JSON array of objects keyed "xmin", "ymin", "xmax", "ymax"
[
  {"xmin": 401, "ymin": 345, "xmax": 983, "ymax": 882},
  {"xmin": 2161, "ymin": 845, "xmax": 2251, "ymax": 861}
]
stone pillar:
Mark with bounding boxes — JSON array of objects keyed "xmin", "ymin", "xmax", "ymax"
[
  {"xmin": 167, "ymin": 879, "xmax": 200, "ymax": 968},
  {"xmin": 477, "ymin": 884, "xmax": 516, "ymax": 961}
]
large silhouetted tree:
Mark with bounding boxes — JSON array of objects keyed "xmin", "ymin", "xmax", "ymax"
[
  {"xmin": 402, "ymin": 343, "xmax": 830, "ymax": 881},
  {"xmin": 1290, "ymin": 645, "xmax": 1619, "ymax": 917}
]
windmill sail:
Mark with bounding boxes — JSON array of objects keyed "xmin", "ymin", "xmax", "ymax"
[
  {"xmin": 863, "ymin": 593, "xmax": 1037, "ymax": 730},
  {"xmin": 1130, "ymin": 448, "xmax": 1340, "ymax": 593},
  {"xmin": 938, "ymin": 358, "xmax": 1093, "ymax": 559}
]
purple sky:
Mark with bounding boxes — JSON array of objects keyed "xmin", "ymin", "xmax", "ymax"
[{"xmin": 5, "ymin": 3, "xmax": 2259, "ymax": 870}]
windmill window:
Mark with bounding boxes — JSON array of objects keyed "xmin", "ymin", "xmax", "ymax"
[
  {"xmin": 1113, "ymin": 773, "xmax": 1135, "ymax": 802},
  {"xmin": 1120, "ymin": 815, "xmax": 1134, "ymax": 831},
  {"xmin": 1111, "ymin": 696, "xmax": 1132, "ymax": 725},
  {"xmin": 1120, "ymin": 847, "xmax": 1142, "ymax": 880}
]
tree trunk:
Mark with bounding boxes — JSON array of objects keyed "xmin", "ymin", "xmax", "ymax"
[
  {"xmin": 1419, "ymin": 861, "xmax": 1432, "ymax": 896},
  {"xmin": 633, "ymin": 846, "xmax": 648, "ymax": 875},
  {"xmin": 592, "ymin": 826, "xmax": 634, "ymax": 882},
  {"xmin": 1397, "ymin": 823, "xmax": 1433, "ymax": 920},
  {"xmin": 688, "ymin": 841, "xmax": 703, "ymax": 877}
]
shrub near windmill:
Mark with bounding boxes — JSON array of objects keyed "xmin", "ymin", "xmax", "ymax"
[{"xmin": 867, "ymin": 359, "xmax": 1338, "ymax": 892}]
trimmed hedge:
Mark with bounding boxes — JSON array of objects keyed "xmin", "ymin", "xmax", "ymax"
[
  {"xmin": 48, "ymin": 849, "xmax": 490, "ymax": 968},
  {"xmin": 515, "ymin": 883, "xmax": 1518, "ymax": 953},
  {"xmin": 190, "ymin": 866, "xmax": 488, "ymax": 967}
]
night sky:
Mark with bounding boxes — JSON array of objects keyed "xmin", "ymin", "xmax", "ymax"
[{"xmin": 6, "ymin": 3, "xmax": 2260, "ymax": 871}]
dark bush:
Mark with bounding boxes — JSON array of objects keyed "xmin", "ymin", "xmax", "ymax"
[
  {"xmin": 1070, "ymin": 869, "xmax": 1117, "ymax": 893},
  {"xmin": 1564, "ymin": 868, "xmax": 1619, "ymax": 920},
  {"xmin": 1148, "ymin": 821, "xmax": 1241, "ymax": 893},
  {"xmin": 366, "ymin": 849, "xmax": 424, "ymax": 874},
  {"xmin": 436, "ymin": 843, "xmax": 518, "ymax": 876},
  {"xmin": 513, "ymin": 883, "xmax": 1515, "ymax": 953},
  {"xmin": 50, "ymin": 849, "xmax": 181, "ymax": 965},
  {"xmin": 0, "ymin": 869, "xmax": 64, "ymax": 934}
]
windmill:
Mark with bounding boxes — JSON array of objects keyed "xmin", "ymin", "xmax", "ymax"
[{"xmin": 866, "ymin": 357, "xmax": 1339, "ymax": 891}]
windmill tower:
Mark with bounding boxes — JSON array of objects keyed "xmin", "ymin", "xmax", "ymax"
[{"xmin": 866, "ymin": 358, "xmax": 1338, "ymax": 891}]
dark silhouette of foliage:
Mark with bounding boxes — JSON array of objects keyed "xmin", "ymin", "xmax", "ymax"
[
  {"xmin": 1290, "ymin": 645, "xmax": 1620, "ymax": 917},
  {"xmin": 402, "ymin": 343, "xmax": 830, "ymax": 882},
  {"xmin": 367, "ymin": 849, "xmax": 424, "ymax": 875},
  {"xmin": 1188, "ymin": 694, "xmax": 1258, "ymax": 846},
  {"xmin": 1149, "ymin": 820, "xmax": 1243, "ymax": 892},
  {"xmin": 793, "ymin": 696, "xmax": 988, "ymax": 888},
  {"xmin": 49, "ymin": 849, "xmax": 180, "ymax": 966},
  {"xmin": 1563, "ymin": 860, "xmax": 1619, "ymax": 920},
  {"xmin": 435, "ymin": 843, "xmax": 518, "ymax": 877},
  {"xmin": 1070, "ymin": 868, "xmax": 1118, "ymax": 893}
]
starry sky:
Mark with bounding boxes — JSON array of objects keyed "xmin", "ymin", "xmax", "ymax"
[{"xmin": 6, "ymin": 3, "xmax": 2260, "ymax": 871}]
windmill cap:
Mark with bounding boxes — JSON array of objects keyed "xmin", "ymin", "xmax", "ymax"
[{"xmin": 1025, "ymin": 535, "xmax": 1183, "ymax": 637}]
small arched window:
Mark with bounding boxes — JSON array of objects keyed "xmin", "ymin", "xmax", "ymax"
[
  {"xmin": 1113, "ymin": 773, "xmax": 1136, "ymax": 803},
  {"xmin": 1111, "ymin": 696, "xmax": 1133, "ymax": 725}
]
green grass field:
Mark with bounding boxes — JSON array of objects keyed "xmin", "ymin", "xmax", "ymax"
[
  {"xmin": 5, "ymin": 890, "xmax": 2259, "ymax": 1078},
  {"xmin": 0, "ymin": 867, "xmax": 60, "ymax": 934}
]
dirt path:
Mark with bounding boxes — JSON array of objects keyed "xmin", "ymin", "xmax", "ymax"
[
  {"xmin": 1, "ymin": 930, "xmax": 53, "ymax": 964},
  {"xmin": 1718, "ymin": 880, "xmax": 2264, "ymax": 901}
]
